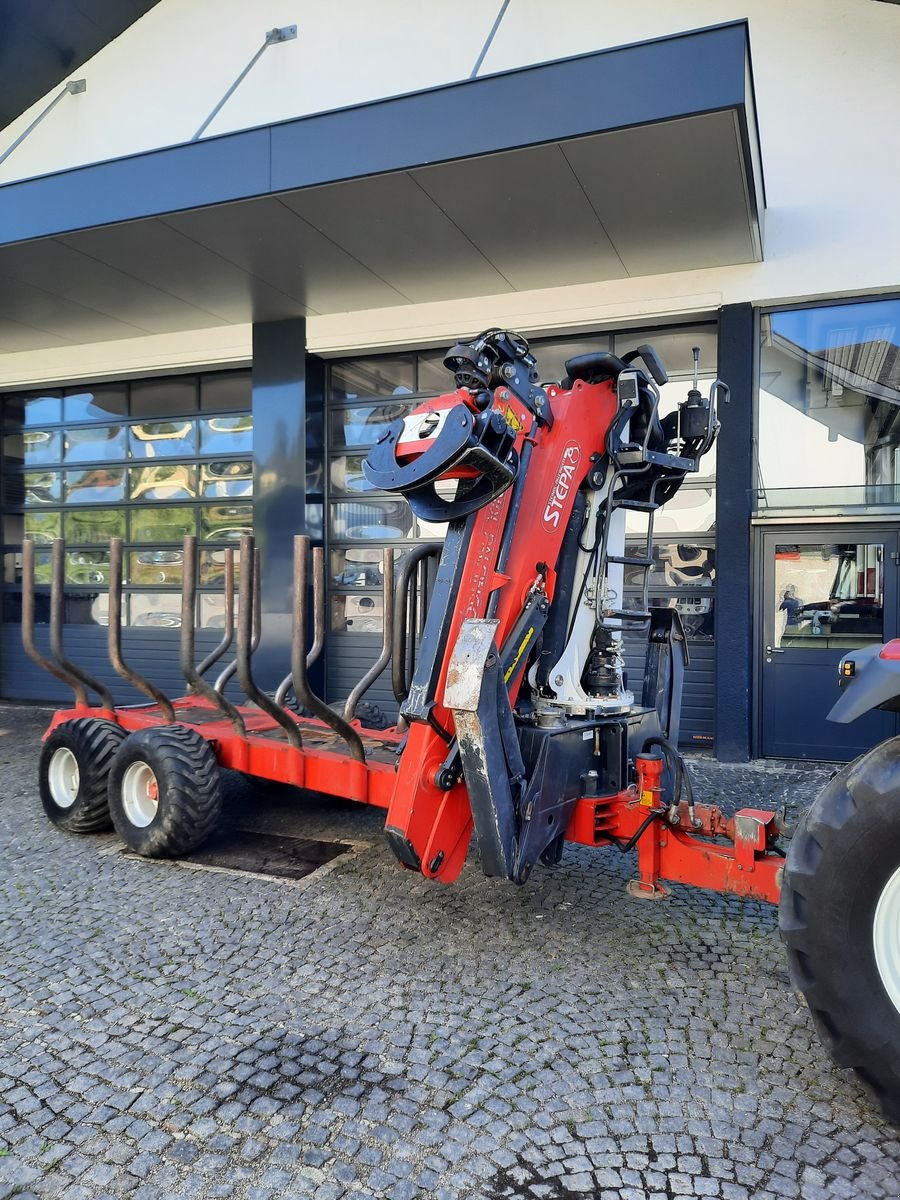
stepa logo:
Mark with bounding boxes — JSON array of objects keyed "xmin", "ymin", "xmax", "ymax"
[{"xmin": 542, "ymin": 443, "xmax": 581, "ymax": 530}]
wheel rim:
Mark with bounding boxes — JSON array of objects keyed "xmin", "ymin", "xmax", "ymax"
[
  {"xmin": 873, "ymin": 864, "xmax": 900, "ymax": 1016},
  {"xmin": 48, "ymin": 747, "xmax": 79, "ymax": 809},
  {"xmin": 121, "ymin": 760, "xmax": 160, "ymax": 828}
]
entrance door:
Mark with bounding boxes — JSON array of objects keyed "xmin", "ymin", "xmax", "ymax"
[{"xmin": 760, "ymin": 529, "xmax": 900, "ymax": 759}]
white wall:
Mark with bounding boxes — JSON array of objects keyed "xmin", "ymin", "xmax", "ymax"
[{"xmin": 0, "ymin": 0, "xmax": 898, "ymax": 386}]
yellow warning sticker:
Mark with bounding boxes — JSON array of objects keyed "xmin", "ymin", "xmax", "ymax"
[{"xmin": 501, "ymin": 405, "xmax": 525, "ymax": 433}]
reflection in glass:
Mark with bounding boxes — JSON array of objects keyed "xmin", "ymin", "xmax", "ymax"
[
  {"xmin": 624, "ymin": 543, "xmax": 715, "ymax": 588},
  {"xmin": 130, "ymin": 421, "xmax": 196, "ymax": 459},
  {"xmin": 63, "ymin": 385, "xmax": 127, "ymax": 423},
  {"xmin": 330, "ymin": 593, "xmax": 383, "ymax": 634},
  {"xmin": 632, "ymin": 486, "xmax": 716, "ymax": 535},
  {"xmin": 416, "ymin": 352, "xmax": 455, "ymax": 395},
  {"xmin": 199, "ymin": 593, "xmax": 242, "ymax": 630},
  {"xmin": 774, "ymin": 543, "xmax": 884, "ymax": 650},
  {"xmin": 128, "ymin": 549, "xmax": 184, "ymax": 587},
  {"xmin": 66, "ymin": 550, "xmax": 110, "ymax": 586},
  {"xmin": 129, "ymin": 593, "xmax": 182, "ymax": 628},
  {"xmin": 23, "ymin": 471, "xmax": 60, "ymax": 506},
  {"xmin": 64, "ymin": 508, "xmax": 125, "ymax": 543},
  {"xmin": 759, "ymin": 299, "xmax": 900, "ymax": 506},
  {"xmin": 199, "ymin": 416, "xmax": 252, "ymax": 455},
  {"xmin": 6, "ymin": 430, "xmax": 63, "ymax": 466},
  {"xmin": 4, "ymin": 549, "xmax": 51, "ymax": 585},
  {"xmin": 330, "ymin": 499, "xmax": 415, "ymax": 540},
  {"xmin": 65, "ymin": 467, "xmax": 127, "ymax": 504},
  {"xmin": 615, "ymin": 325, "xmax": 717, "ymax": 378},
  {"xmin": 533, "ymin": 337, "xmax": 613, "ymax": 386},
  {"xmin": 2, "ymin": 514, "xmax": 24, "ymax": 544},
  {"xmin": 331, "ymin": 548, "xmax": 386, "ymax": 589},
  {"xmin": 624, "ymin": 593, "xmax": 715, "ymax": 640},
  {"xmin": 64, "ymin": 425, "xmax": 128, "ymax": 463},
  {"xmin": 65, "ymin": 593, "xmax": 110, "ymax": 626},
  {"xmin": 329, "ymin": 402, "xmax": 413, "ymax": 449},
  {"xmin": 330, "ymin": 455, "xmax": 378, "ymax": 495},
  {"xmin": 200, "ymin": 460, "xmax": 252, "ymax": 498},
  {"xmin": 200, "ymin": 503, "xmax": 252, "ymax": 542},
  {"xmin": 129, "ymin": 506, "xmax": 196, "ymax": 543},
  {"xmin": 199, "ymin": 548, "xmax": 242, "ymax": 587},
  {"xmin": 24, "ymin": 511, "xmax": 61, "ymax": 543},
  {"xmin": 130, "ymin": 464, "xmax": 197, "ymax": 501},
  {"xmin": 330, "ymin": 357, "xmax": 414, "ymax": 403}
]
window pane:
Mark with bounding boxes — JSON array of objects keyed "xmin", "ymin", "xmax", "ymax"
[
  {"xmin": 330, "ymin": 499, "xmax": 415, "ymax": 540},
  {"xmin": 128, "ymin": 594, "xmax": 182, "ymax": 628},
  {"xmin": 19, "ymin": 393, "xmax": 62, "ymax": 427},
  {"xmin": 23, "ymin": 471, "xmax": 60, "ymax": 506},
  {"xmin": 530, "ymin": 335, "xmax": 613, "ymax": 386},
  {"xmin": 64, "ymin": 467, "xmax": 127, "ymax": 504},
  {"xmin": 200, "ymin": 503, "xmax": 252, "ymax": 542},
  {"xmin": 199, "ymin": 415, "xmax": 252, "ymax": 455},
  {"xmin": 64, "ymin": 425, "xmax": 128, "ymax": 463},
  {"xmin": 24, "ymin": 511, "xmax": 61, "ymax": 543},
  {"xmin": 416, "ymin": 351, "xmax": 455, "ymax": 395},
  {"xmin": 623, "ymin": 593, "xmax": 715, "ymax": 640},
  {"xmin": 759, "ymin": 299, "xmax": 900, "ymax": 504},
  {"xmin": 636, "ymin": 485, "xmax": 716, "ymax": 535},
  {"xmin": 199, "ymin": 593, "xmax": 242, "ymax": 630},
  {"xmin": 130, "ymin": 421, "xmax": 196, "ymax": 459},
  {"xmin": 624, "ymin": 542, "xmax": 715, "ymax": 588},
  {"xmin": 4, "ymin": 549, "xmax": 51, "ymax": 585},
  {"xmin": 774, "ymin": 543, "xmax": 884, "ymax": 650},
  {"xmin": 615, "ymin": 324, "xmax": 717, "ymax": 379},
  {"xmin": 130, "ymin": 376, "xmax": 197, "ymax": 418},
  {"xmin": 200, "ymin": 371, "xmax": 251, "ymax": 412},
  {"xmin": 5, "ymin": 430, "xmax": 63, "ymax": 466},
  {"xmin": 331, "ymin": 593, "xmax": 383, "ymax": 634},
  {"xmin": 128, "ymin": 548, "xmax": 184, "ymax": 587},
  {"xmin": 329, "ymin": 401, "xmax": 413, "ymax": 449},
  {"xmin": 129, "ymin": 506, "xmax": 196, "ymax": 543},
  {"xmin": 65, "ymin": 594, "xmax": 109, "ymax": 626},
  {"xmin": 3, "ymin": 514, "xmax": 24, "ymax": 544},
  {"xmin": 200, "ymin": 460, "xmax": 252, "ymax": 498},
  {"xmin": 199, "ymin": 548, "xmax": 242, "ymax": 587},
  {"xmin": 331, "ymin": 547, "xmax": 387, "ymax": 589},
  {"xmin": 330, "ymin": 454, "xmax": 378, "ymax": 496},
  {"xmin": 330, "ymin": 357, "xmax": 415, "ymax": 402},
  {"xmin": 63, "ymin": 385, "xmax": 127, "ymax": 423},
  {"xmin": 66, "ymin": 550, "xmax": 110, "ymax": 586},
  {"xmin": 64, "ymin": 508, "xmax": 126, "ymax": 543},
  {"xmin": 129, "ymin": 464, "xmax": 197, "ymax": 501}
]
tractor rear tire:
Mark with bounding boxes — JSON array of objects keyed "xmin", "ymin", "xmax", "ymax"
[
  {"xmin": 780, "ymin": 736, "xmax": 900, "ymax": 1121},
  {"xmin": 39, "ymin": 718, "xmax": 126, "ymax": 833},
  {"xmin": 108, "ymin": 724, "xmax": 221, "ymax": 857}
]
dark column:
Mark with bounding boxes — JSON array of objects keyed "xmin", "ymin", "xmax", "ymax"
[
  {"xmin": 251, "ymin": 318, "xmax": 322, "ymax": 689},
  {"xmin": 714, "ymin": 303, "xmax": 756, "ymax": 762}
]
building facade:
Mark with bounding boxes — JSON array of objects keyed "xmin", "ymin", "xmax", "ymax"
[{"xmin": 0, "ymin": 0, "xmax": 898, "ymax": 761}]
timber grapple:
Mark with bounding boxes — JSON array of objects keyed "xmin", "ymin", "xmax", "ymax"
[{"xmin": 23, "ymin": 328, "xmax": 900, "ymax": 1120}]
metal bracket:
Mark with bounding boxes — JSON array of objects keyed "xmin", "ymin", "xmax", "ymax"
[
  {"xmin": 193, "ymin": 27, "xmax": 298, "ymax": 141},
  {"xmin": 0, "ymin": 80, "xmax": 87, "ymax": 169}
]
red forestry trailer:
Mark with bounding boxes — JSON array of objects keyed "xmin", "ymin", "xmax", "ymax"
[{"xmin": 24, "ymin": 329, "xmax": 900, "ymax": 1120}]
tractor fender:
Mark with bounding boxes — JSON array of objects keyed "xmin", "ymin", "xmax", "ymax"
[{"xmin": 828, "ymin": 642, "xmax": 900, "ymax": 724}]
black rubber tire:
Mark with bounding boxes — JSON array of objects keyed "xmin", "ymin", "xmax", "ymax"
[
  {"xmin": 351, "ymin": 700, "xmax": 393, "ymax": 731},
  {"xmin": 779, "ymin": 736, "xmax": 900, "ymax": 1122},
  {"xmin": 39, "ymin": 718, "xmax": 127, "ymax": 833},
  {"xmin": 108, "ymin": 724, "xmax": 222, "ymax": 857}
]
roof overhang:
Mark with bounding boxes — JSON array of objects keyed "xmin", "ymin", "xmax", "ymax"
[{"xmin": 0, "ymin": 21, "xmax": 764, "ymax": 354}]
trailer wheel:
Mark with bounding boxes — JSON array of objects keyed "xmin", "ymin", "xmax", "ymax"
[
  {"xmin": 779, "ymin": 736, "xmax": 900, "ymax": 1121},
  {"xmin": 108, "ymin": 725, "xmax": 221, "ymax": 857},
  {"xmin": 39, "ymin": 718, "xmax": 126, "ymax": 833},
  {"xmin": 352, "ymin": 700, "xmax": 393, "ymax": 731}
]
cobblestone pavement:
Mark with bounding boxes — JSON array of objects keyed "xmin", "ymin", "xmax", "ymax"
[{"xmin": 1, "ymin": 704, "xmax": 899, "ymax": 1200}]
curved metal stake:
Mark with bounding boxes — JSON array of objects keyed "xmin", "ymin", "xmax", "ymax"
[
  {"xmin": 196, "ymin": 547, "xmax": 235, "ymax": 678},
  {"xmin": 48, "ymin": 539, "xmax": 114, "ymax": 709},
  {"xmin": 179, "ymin": 536, "xmax": 246, "ymax": 736},
  {"xmin": 345, "ymin": 547, "xmax": 394, "ymax": 722},
  {"xmin": 215, "ymin": 545, "xmax": 261, "ymax": 692},
  {"xmin": 107, "ymin": 537, "xmax": 175, "ymax": 721},
  {"xmin": 291, "ymin": 535, "xmax": 365, "ymax": 763},
  {"xmin": 21, "ymin": 539, "xmax": 88, "ymax": 705},
  {"xmin": 274, "ymin": 544, "xmax": 325, "ymax": 706},
  {"xmin": 234, "ymin": 534, "xmax": 302, "ymax": 748},
  {"xmin": 392, "ymin": 542, "xmax": 442, "ymax": 704}
]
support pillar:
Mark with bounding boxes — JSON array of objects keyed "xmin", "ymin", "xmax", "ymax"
[
  {"xmin": 714, "ymin": 303, "xmax": 755, "ymax": 761},
  {"xmin": 251, "ymin": 318, "xmax": 324, "ymax": 690}
]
